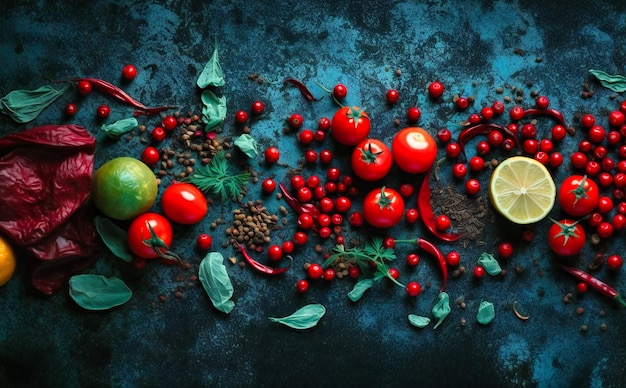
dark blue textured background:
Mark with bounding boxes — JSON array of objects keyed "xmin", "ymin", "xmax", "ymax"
[{"xmin": 2, "ymin": 1, "xmax": 626, "ymax": 386}]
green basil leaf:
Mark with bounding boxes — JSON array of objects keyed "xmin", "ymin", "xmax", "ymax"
[
  {"xmin": 269, "ymin": 303, "xmax": 326, "ymax": 330},
  {"xmin": 69, "ymin": 274, "xmax": 132, "ymax": 310},
  {"xmin": 200, "ymin": 90, "xmax": 227, "ymax": 130},
  {"xmin": 589, "ymin": 69, "xmax": 626, "ymax": 92},
  {"xmin": 477, "ymin": 252, "xmax": 502, "ymax": 276},
  {"xmin": 101, "ymin": 117, "xmax": 138, "ymax": 139},
  {"xmin": 432, "ymin": 291, "xmax": 451, "ymax": 329},
  {"xmin": 476, "ymin": 301, "xmax": 496, "ymax": 325},
  {"xmin": 197, "ymin": 45, "xmax": 225, "ymax": 88},
  {"xmin": 94, "ymin": 216, "xmax": 133, "ymax": 262},
  {"xmin": 198, "ymin": 252, "xmax": 235, "ymax": 314},
  {"xmin": 0, "ymin": 84, "xmax": 70, "ymax": 123},
  {"xmin": 234, "ymin": 134, "xmax": 258, "ymax": 158},
  {"xmin": 408, "ymin": 314, "xmax": 431, "ymax": 328},
  {"xmin": 348, "ymin": 279, "xmax": 373, "ymax": 302}
]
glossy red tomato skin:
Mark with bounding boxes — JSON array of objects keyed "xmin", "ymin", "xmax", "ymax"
[
  {"xmin": 161, "ymin": 183, "xmax": 208, "ymax": 224},
  {"xmin": 392, "ymin": 127, "xmax": 437, "ymax": 174},
  {"xmin": 77, "ymin": 80, "xmax": 92, "ymax": 95},
  {"xmin": 362, "ymin": 187, "xmax": 405, "ymax": 228},
  {"xmin": 428, "ymin": 81, "xmax": 444, "ymax": 99},
  {"xmin": 351, "ymin": 139, "xmax": 393, "ymax": 181},
  {"xmin": 607, "ymin": 255, "xmax": 623, "ymax": 271},
  {"xmin": 331, "ymin": 106, "xmax": 371, "ymax": 146},
  {"xmin": 128, "ymin": 213, "xmax": 174, "ymax": 259},
  {"xmin": 264, "ymin": 146, "xmax": 280, "ymax": 163},
  {"xmin": 122, "ymin": 64, "xmax": 137, "ymax": 81},
  {"xmin": 547, "ymin": 219, "xmax": 586, "ymax": 257},
  {"xmin": 558, "ymin": 175, "xmax": 600, "ymax": 217},
  {"xmin": 141, "ymin": 146, "xmax": 160, "ymax": 165},
  {"xmin": 196, "ymin": 234, "xmax": 213, "ymax": 250},
  {"xmin": 162, "ymin": 115, "xmax": 177, "ymax": 131},
  {"xmin": 96, "ymin": 105, "xmax": 111, "ymax": 118}
]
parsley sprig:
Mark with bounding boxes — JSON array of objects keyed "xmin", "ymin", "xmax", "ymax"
[
  {"xmin": 323, "ymin": 237, "xmax": 404, "ymax": 287},
  {"xmin": 185, "ymin": 150, "xmax": 250, "ymax": 201}
]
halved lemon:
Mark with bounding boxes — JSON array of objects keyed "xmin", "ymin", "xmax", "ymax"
[{"xmin": 489, "ymin": 156, "xmax": 556, "ymax": 224}]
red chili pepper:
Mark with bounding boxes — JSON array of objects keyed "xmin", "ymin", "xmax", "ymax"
[
  {"xmin": 58, "ymin": 77, "xmax": 174, "ymax": 116},
  {"xmin": 235, "ymin": 242, "xmax": 292, "ymax": 275},
  {"xmin": 394, "ymin": 237, "xmax": 447, "ymax": 292},
  {"xmin": 278, "ymin": 182, "xmax": 321, "ymax": 219},
  {"xmin": 523, "ymin": 108, "xmax": 567, "ymax": 128},
  {"xmin": 458, "ymin": 123, "xmax": 520, "ymax": 157},
  {"xmin": 417, "ymin": 172, "xmax": 461, "ymax": 242},
  {"xmin": 283, "ymin": 78, "xmax": 320, "ymax": 101},
  {"xmin": 559, "ymin": 264, "xmax": 626, "ymax": 307}
]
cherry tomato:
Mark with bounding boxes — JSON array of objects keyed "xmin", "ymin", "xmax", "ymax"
[
  {"xmin": 588, "ymin": 125, "xmax": 606, "ymax": 144},
  {"xmin": 469, "ymin": 156, "xmax": 484, "ymax": 172},
  {"xmin": 491, "ymin": 101, "xmax": 505, "ymax": 115},
  {"xmin": 296, "ymin": 279, "xmax": 309, "ymax": 293},
  {"xmin": 558, "ymin": 175, "xmax": 600, "ymax": 216},
  {"xmin": 333, "ymin": 84, "xmax": 348, "ymax": 100},
  {"xmin": 549, "ymin": 152, "xmax": 564, "ymax": 168},
  {"xmin": 597, "ymin": 221, "xmax": 614, "ymax": 239},
  {"xmin": 588, "ymin": 212, "xmax": 604, "ymax": 228},
  {"xmin": 428, "ymin": 81, "xmax": 444, "ymax": 99},
  {"xmin": 487, "ymin": 130, "xmax": 504, "ymax": 147},
  {"xmin": 498, "ymin": 242, "xmax": 514, "ymax": 259},
  {"xmin": 307, "ymin": 263, "xmax": 323, "ymax": 279},
  {"xmin": 318, "ymin": 117, "xmax": 331, "ymax": 131},
  {"xmin": 298, "ymin": 129, "xmax": 314, "ymax": 145},
  {"xmin": 476, "ymin": 141, "xmax": 490, "ymax": 156},
  {"xmin": 446, "ymin": 251, "xmax": 461, "ymax": 266},
  {"xmin": 607, "ymin": 255, "xmax": 623, "ymax": 271},
  {"xmin": 388, "ymin": 267, "xmax": 400, "ymax": 280},
  {"xmin": 480, "ymin": 107, "xmax": 494, "ymax": 121},
  {"xmin": 596, "ymin": 196, "xmax": 613, "ymax": 213},
  {"xmin": 323, "ymin": 268, "xmax": 336, "ymax": 281},
  {"xmin": 570, "ymin": 152, "xmax": 588, "ymax": 169},
  {"xmin": 77, "ymin": 80, "xmax": 92, "ymax": 95},
  {"xmin": 297, "ymin": 186, "xmax": 312, "ymax": 203},
  {"xmin": 326, "ymin": 167, "xmax": 341, "ymax": 182},
  {"xmin": 351, "ymin": 139, "xmax": 393, "ymax": 181},
  {"xmin": 290, "ymin": 174, "xmax": 305, "ymax": 189},
  {"xmin": 331, "ymin": 106, "xmax": 370, "ymax": 146},
  {"xmin": 386, "ymin": 89, "xmax": 399, "ymax": 104},
  {"xmin": 456, "ymin": 97, "xmax": 469, "ymax": 110},
  {"xmin": 303, "ymin": 149, "xmax": 318, "ymax": 164},
  {"xmin": 251, "ymin": 101, "xmax": 265, "ymax": 115},
  {"xmin": 264, "ymin": 146, "xmax": 280, "ymax": 163},
  {"xmin": 535, "ymin": 95, "xmax": 549, "ymax": 109},
  {"xmin": 435, "ymin": 215, "xmax": 451, "ymax": 231},
  {"xmin": 576, "ymin": 282, "xmax": 588, "ymax": 294},
  {"xmin": 547, "ymin": 219, "xmax": 586, "ymax": 257},
  {"xmin": 261, "ymin": 178, "xmax": 276, "ymax": 194},
  {"xmin": 445, "ymin": 142, "xmax": 462, "ymax": 158},
  {"xmin": 121, "ymin": 64, "xmax": 137, "ymax": 81},
  {"xmin": 348, "ymin": 211, "xmax": 364, "ymax": 227},
  {"xmin": 436, "ymin": 128, "xmax": 452, "ymax": 144},
  {"xmin": 551, "ymin": 125, "xmax": 567, "ymax": 141},
  {"xmin": 282, "ymin": 241, "xmax": 295, "ymax": 254},
  {"xmin": 609, "ymin": 110, "xmax": 625, "ymax": 127},
  {"xmin": 297, "ymin": 213, "xmax": 315, "ymax": 230},
  {"xmin": 362, "ymin": 187, "xmax": 405, "ymax": 228},
  {"xmin": 288, "ymin": 113, "xmax": 304, "ymax": 129},
  {"xmin": 406, "ymin": 253, "xmax": 420, "ymax": 266},
  {"xmin": 468, "ymin": 113, "xmax": 481, "ymax": 125},
  {"xmin": 406, "ymin": 281, "xmax": 422, "ymax": 297},
  {"xmin": 96, "ymin": 105, "xmax": 111, "ymax": 118},
  {"xmin": 267, "ymin": 245, "xmax": 283, "ymax": 261},
  {"xmin": 406, "ymin": 107, "xmax": 421, "ymax": 123},
  {"xmin": 151, "ymin": 126, "xmax": 166, "ymax": 142},
  {"xmin": 392, "ymin": 127, "xmax": 437, "ymax": 174},
  {"xmin": 348, "ymin": 267, "xmax": 360, "ymax": 278},
  {"xmin": 64, "ymin": 102, "xmax": 78, "ymax": 116},
  {"xmin": 127, "ymin": 212, "xmax": 174, "ymax": 259},
  {"xmin": 335, "ymin": 197, "xmax": 352, "ymax": 213},
  {"xmin": 161, "ymin": 183, "xmax": 208, "ymax": 224},
  {"xmin": 162, "ymin": 115, "xmax": 177, "ymax": 131},
  {"xmin": 293, "ymin": 231, "xmax": 308, "ymax": 245},
  {"xmin": 510, "ymin": 106, "xmax": 525, "ymax": 121},
  {"xmin": 405, "ymin": 208, "xmax": 419, "ymax": 223},
  {"xmin": 140, "ymin": 146, "xmax": 160, "ymax": 165},
  {"xmin": 612, "ymin": 213, "xmax": 626, "ymax": 230},
  {"xmin": 581, "ymin": 114, "xmax": 595, "ymax": 128},
  {"xmin": 196, "ymin": 234, "xmax": 213, "ymax": 250},
  {"xmin": 452, "ymin": 163, "xmax": 468, "ymax": 179},
  {"xmin": 319, "ymin": 149, "xmax": 333, "ymax": 165},
  {"xmin": 473, "ymin": 265, "xmax": 486, "ymax": 278}
]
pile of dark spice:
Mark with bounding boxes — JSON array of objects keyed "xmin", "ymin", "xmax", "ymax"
[{"xmin": 225, "ymin": 200, "xmax": 282, "ymax": 252}]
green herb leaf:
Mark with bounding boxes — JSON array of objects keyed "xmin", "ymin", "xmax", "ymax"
[
  {"xmin": 476, "ymin": 301, "xmax": 495, "ymax": 325},
  {"xmin": 348, "ymin": 279, "xmax": 374, "ymax": 302},
  {"xmin": 0, "ymin": 84, "xmax": 70, "ymax": 123},
  {"xmin": 185, "ymin": 150, "xmax": 249, "ymax": 201},
  {"xmin": 234, "ymin": 134, "xmax": 258, "ymax": 158},
  {"xmin": 408, "ymin": 314, "xmax": 431, "ymax": 328},
  {"xmin": 94, "ymin": 216, "xmax": 133, "ymax": 262},
  {"xmin": 200, "ymin": 89, "xmax": 227, "ymax": 130},
  {"xmin": 101, "ymin": 117, "xmax": 138, "ymax": 139},
  {"xmin": 198, "ymin": 252, "xmax": 235, "ymax": 314},
  {"xmin": 477, "ymin": 252, "xmax": 502, "ymax": 276},
  {"xmin": 69, "ymin": 274, "xmax": 132, "ymax": 310},
  {"xmin": 589, "ymin": 69, "xmax": 626, "ymax": 92},
  {"xmin": 197, "ymin": 45, "xmax": 225, "ymax": 88},
  {"xmin": 432, "ymin": 292, "xmax": 451, "ymax": 329},
  {"xmin": 269, "ymin": 303, "xmax": 326, "ymax": 330}
]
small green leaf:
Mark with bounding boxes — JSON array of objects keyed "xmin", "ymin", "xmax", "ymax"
[
  {"xmin": 198, "ymin": 252, "xmax": 235, "ymax": 314},
  {"xmin": 200, "ymin": 90, "xmax": 227, "ymax": 129},
  {"xmin": 589, "ymin": 69, "xmax": 626, "ymax": 92},
  {"xmin": 477, "ymin": 252, "xmax": 502, "ymax": 276},
  {"xmin": 348, "ymin": 279, "xmax": 374, "ymax": 302},
  {"xmin": 269, "ymin": 303, "xmax": 326, "ymax": 330},
  {"xmin": 94, "ymin": 216, "xmax": 133, "ymax": 262},
  {"xmin": 69, "ymin": 274, "xmax": 132, "ymax": 310},
  {"xmin": 432, "ymin": 292, "xmax": 451, "ymax": 329},
  {"xmin": 197, "ymin": 45, "xmax": 225, "ymax": 88},
  {"xmin": 408, "ymin": 314, "xmax": 431, "ymax": 328},
  {"xmin": 0, "ymin": 84, "xmax": 70, "ymax": 123},
  {"xmin": 476, "ymin": 301, "xmax": 496, "ymax": 325},
  {"xmin": 233, "ymin": 134, "xmax": 258, "ymax": 158},
  {"xmin": 101, "ymin": 117, "xmax": 138, "ymax": 139}
]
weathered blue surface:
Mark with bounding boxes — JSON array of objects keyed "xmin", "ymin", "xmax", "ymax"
[{"xmin": 2, "ymin": 0, "xmax": 626, "ymax": 386}]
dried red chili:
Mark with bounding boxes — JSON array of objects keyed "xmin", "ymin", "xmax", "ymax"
[
  {"xmin": 283, "ymin": 78, "xmax": 320, "ymax": 101},
  {"xmin": 417, "ymin": 172, "xmax": 461, "ymax": 242},
  {"xmin": 235, "ymin": 242, "xmax": 292, "ymax": 275},
  {"xmin": 278, "ymin": 182, "xmax": 321, "ymax": 220},
  {"xmin": 457, "ymin": 123, "xmax": 520, "ymax": 157},
  {"xmin": 394, "ymin": 237, "xmax": 447, "ymax": 292},
  {"xmin": 559, "ymin": 264, "xmax": 626, "ymax": 307},
  {"xmin": 59, "ymin": 77, "xmax": 173, "ymax": 116},
  {"xmin": 523, "ymin": 108, "xmax": 567, "ymax": 128}
]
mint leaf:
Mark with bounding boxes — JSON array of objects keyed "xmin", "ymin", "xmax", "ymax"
[{"xmin": 269, "ymin": 304, "xmax": 326, "ymax": 329}]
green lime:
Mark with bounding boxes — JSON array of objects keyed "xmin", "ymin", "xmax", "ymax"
[{"xmin": 92, "ymin": 157, "xmax": 157, "ymax": 220}]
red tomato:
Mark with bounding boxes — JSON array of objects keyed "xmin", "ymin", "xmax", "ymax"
[
  {"xmin": 406, "ymin": 281, "xmax": 422, "ymax": 296},
  {"xmin": 161, "ymin": 183, "xmax": 208, "ymax": 224},
  {"xmin": 162, "ymin": 115, "xmax": 177, "ymax": 131},
  {"xmin": 261, "ymin": 178, "xmax": 276, "ymax": 194},
  {"xmin": 558, "ymin": 175, "xmax": 600, "ymax": 216},
  {"xmin": 196, "ymin": 233, "xmax": 213, "ymax": 250},
  {"xmin": 264, "ymin": 146, "xmax": 280, "ymax": 163},
  {"xmin": 152, "ymin": 126, "xmax": 166, "ymax": 142},
  {"xmin": 267, "ymin": 245, "xmax": 283, "ymax": 261},
  {"xmin": 331, "ymin": 106, "xmax": 371, "ymax": 146},
  {"xmin": 251, "ymin": 101, "xmax": 265, "ymax": 115},
  {"xmin": 77, "ymin": 80, "xmax": 92, "ymax": 95},
  {"xmin": 121, "ymin": 64, "xmax": 137, "ymax": 81},
  {"xmin": 296, "ymin": 279, "xmax": 309, "ymax": 293},
  {"xmin": 392, "ymin": 127, "xmax": 437, "ymax": 174},
  {"xmin": 64, "ymin": 102, "xmax": 78, "ymax": 116},
  {"xmin": 96, "ymin": 105, "xmax": 111, "ymax": 118},
  {"xmin": 333, "ymin": 84, "xmax": 348, "ymax": 100},
  {"xmin": 140, "ymin": 146, "xmax": 160, "ymax": 165},
  {"xmin": 307, "ymin": 263, "xmax": 323, "ymax": 279},
  {"xmin": 386, "ymin": 89, "xmax": 399, "ymax": 104},
  {"xmin": 362, "ymin": 187, "xmax": 405, "ymax": 228},
  {"xmin": 128, "ymin": 212, "xmax": 174, "ymax": 259},
  {"xmin": 547, "ymin": 219, "xmax": 586, "ymax": 257},
  {"xmin": 351, "ymin": 139, "xmax": 393, "ymax": 181},
  {"xmin": 428, "ymin": 81, "xmax": 444, "ymax": 99},
  {"xmin": 607, "ymin": 255, "xmax": 623, "ymax": 271}
]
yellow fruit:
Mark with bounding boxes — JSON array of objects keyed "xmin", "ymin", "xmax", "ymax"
[
  {"xmin": 0, "ymin": 235, "xmax": 16, "ymax": 287},
  {"xmin": 489, "ymin": 156, "xmax": 556, "ymax": 224},
  {"xmin": 92, "ymin": 157, "xmax": 158, "ymax": 220}
]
